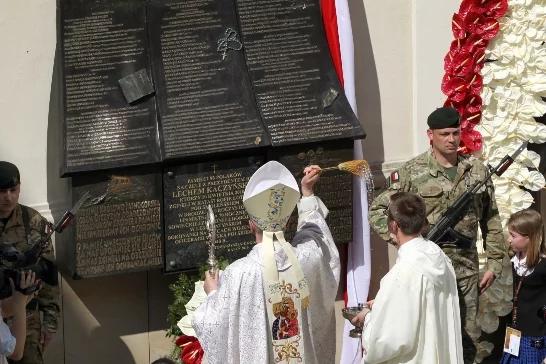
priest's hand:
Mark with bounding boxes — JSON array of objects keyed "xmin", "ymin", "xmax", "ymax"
[
  {"xmin": 479, "ymin": 270, "xmax": 496, "ymax": 295},
  {"xmin": 302, "ymin": 165, "xmax": 321, "ymax": 197},
  {"xmin": 351, "ymin": 307, "xmax": 371, "ymax": 328},
  {"xmin": 204, "ymin": 269, "xmax": 219, "ymax": 295}
]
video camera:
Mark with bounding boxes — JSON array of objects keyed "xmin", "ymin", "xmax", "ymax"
[{"xmin": 0, "ymin": 192, "xmax": 89, "ymax": 299}]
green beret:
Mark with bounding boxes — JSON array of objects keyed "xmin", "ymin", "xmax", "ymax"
[
  {"xmin": 427, "ymin": 107, "xmax": 460, "ymax": 129},
  {"xmin": 0, "ymin": 161, "xmax": 20, "ymax": 189}
]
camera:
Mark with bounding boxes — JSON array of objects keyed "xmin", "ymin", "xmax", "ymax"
[{"xmin": 0, "ymin": 244, "xmax": 58, "ymax": 299}]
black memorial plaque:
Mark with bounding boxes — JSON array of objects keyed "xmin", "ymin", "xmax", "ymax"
[
  {"xmin": 148, "ymin": 0, "xmax": 268, "ymax": 160},
  {"xmin": 237, "ymin": 0, "xmax": 364, "ymax": 145},
  {"xmin": 275, "ymin": 143, "xmax": 354, "ymax": 244},
  {"xmin": 61, "ymin": 0, "xmax": 161, "ymax": 175},
  {"xmin": 66, "ymin": 170, "xmax": 163, "ymax": 278},
  {"xmin": 164, "ymin": 157, "xmax": 263, "ymax": 272},
  {"xmin": 58, "ymin": 0, "xmax": 365, "ymax": 277}
]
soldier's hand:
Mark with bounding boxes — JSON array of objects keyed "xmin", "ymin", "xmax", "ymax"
[
  {"xmin": 301, "ymin": 165, "xmax": 321, "ymax": 197},
  {"xmin": 479, "ymin": 270, "xmax": 496, "ymax": 295}
]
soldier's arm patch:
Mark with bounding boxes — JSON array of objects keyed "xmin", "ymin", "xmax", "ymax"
[{"xmin": 388, "ymin": 171, "xmax": 401, "ymax": 189}]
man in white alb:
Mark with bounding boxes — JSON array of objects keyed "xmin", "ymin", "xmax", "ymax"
[
  {"xmin": 192, "ymin": 161, "xmax": 340, "ymax": 363},
  {"xmin": 353, "ymin": 191, "xmax": 463, "ymax": 364}
]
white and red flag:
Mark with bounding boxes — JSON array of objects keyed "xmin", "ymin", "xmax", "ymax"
[{"xmin": 320, "ymin": 1, "xmax": 371, "ymax": 362}]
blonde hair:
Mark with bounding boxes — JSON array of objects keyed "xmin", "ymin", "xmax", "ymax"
[{"xmin": 507, "ymin": 209, "xmax": 546, "ymax": 268}]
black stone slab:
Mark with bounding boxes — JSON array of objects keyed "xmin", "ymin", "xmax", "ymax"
[
  {"xmin": 237, "ymin": 0, "xmax": 364, "ymax": 145},
  {"xmin": 163, "ymin": 157, "xmax": 263, "ymax": 272},
  {"xmin": 61, "ymin": 0, "xmax": 160, "ymax": 175},
  {"xmin": 148, "ymin": 0, "xmax": 268, "ymax": 160},
  {"xmin": 274, "ymin": 142, "xmax": 354, "ymax": 244},
  {"xmin": 66, "ymin": 169, "xmax": 163, "ymax": 278}
]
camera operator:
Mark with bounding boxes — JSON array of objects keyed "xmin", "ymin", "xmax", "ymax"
[
  {"xmin": 1, "ymin": 271, "xmax": 40, "ymax": 363},
  {"xmin": 0, "ymin": 162, "xmax": 60, "ymax": 364}
]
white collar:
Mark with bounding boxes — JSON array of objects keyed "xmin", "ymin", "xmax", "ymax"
[
  {"xmin": 511, "ymin": 254, "xmax": 533, "ymax": 276},
  {"xmin": 397, "ymin": 236, "xmax": 423, "ymax": 255}
]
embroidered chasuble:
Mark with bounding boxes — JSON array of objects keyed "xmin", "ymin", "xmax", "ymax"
[{"xmin": 192, "ymin": 161, "xmax": 340, "ymax": 364}]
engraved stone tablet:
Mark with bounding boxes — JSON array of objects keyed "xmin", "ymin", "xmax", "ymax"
[
  {"xmin": 237, "ymin": 0, "xmax": 364, "ymax": 145},
  {"xmin": 148, "ymin": 0, "xmax": 268, "ymax": 160},
  {"xmin": 275, "ymin": 143, "xmax": 354, "ymax": 244},
  {"xmin": 61, "ymin": 0, "xmax": 161, "ymax": 175},
  {"xmin": 163, "ymin": 157, "xmax": 263, "ymax": 272},
  {"xmin": 66, "ymin": 169, "xmax": 163, "ymax": 278}
]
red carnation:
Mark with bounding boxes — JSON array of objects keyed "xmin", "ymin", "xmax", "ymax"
[{"xmin": 176, "ymin": 335, "xmax": 204, "ymax": 364}]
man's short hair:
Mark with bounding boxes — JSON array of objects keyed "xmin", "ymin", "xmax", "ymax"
[
  {"xmin": 387, "ymin": 192, "xmax": 427, "ymax": 235},
  {"xmin": 0, "ymin": 161, "xmax": 20, "ymax": 189}
]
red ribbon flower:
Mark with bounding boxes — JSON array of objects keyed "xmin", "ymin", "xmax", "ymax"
[{"xmin": 176, "ymin": 335, "xmax": 204, "ymax": 364}]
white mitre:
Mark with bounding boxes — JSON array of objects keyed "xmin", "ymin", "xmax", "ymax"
[
  {"xmin": 242, "ymin": 160, "xmax": 309, "ymax": 305},
  {"xmin": 243, "ymin": 160, "xmax": 301, "ymax": 232}
]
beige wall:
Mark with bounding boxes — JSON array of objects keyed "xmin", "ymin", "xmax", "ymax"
[{"xmin": 0, "ymin": 0, "xmax": 460, "ymax": 362}]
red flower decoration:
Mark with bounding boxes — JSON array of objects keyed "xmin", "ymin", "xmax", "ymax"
[
  {"xmin": 440, "ymin": 0, "xmax": 507, "ymax": 153},
  {"xmin": 176, "ymin": 335, "xmax": 204, "ymax": 364},
  {"xmin": 445, "ymin": 94, "xmax": 483, "ymax": 118},
  {"xmin": 442, "ymin": 74, "xmax": 482, "ymax": 103},
  {"xmin": 476, "ymin": 17, "xmax": 500, "ymax": 40},
  {"xmin": 460, "ymin": 34, "xmax": 488, "ymax": 54},
  {"xmin": 452, "ymin": 13, "xmax": 467, "ymax": 39},
  {"xmin": 460, "ymin": 128, "xmax": 483, "ymax": 153},
  {"xmin": 444, "ymin": 49, "xmax": 474, "ymax": 77}
]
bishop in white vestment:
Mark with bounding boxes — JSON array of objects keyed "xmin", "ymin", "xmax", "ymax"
[
  {"xmin": 192, "ymin": 161, "xmax": 340, "ymax": 364},
  {"xmin": 355, "ymin": 192, "xmax": 463, "ymax": 364}
]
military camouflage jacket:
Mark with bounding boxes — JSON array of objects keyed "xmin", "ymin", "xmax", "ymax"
[
  {"xmin": 369, "ymin": 150, "xmax": 507, "ymax": 276},
  {"xmin": 0, "ymin": 204, "xmax": 60, "ymax": 332}
]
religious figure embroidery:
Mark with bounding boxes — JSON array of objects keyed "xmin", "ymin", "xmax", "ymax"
[{"xmin": 272, "ymin": 297, "xmax": 300, "ymax": 340}]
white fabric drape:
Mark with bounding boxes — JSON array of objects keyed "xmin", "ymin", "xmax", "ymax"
[{"xmin": 335, "ymin": 1, "xmax": 372, "ymax": 363}]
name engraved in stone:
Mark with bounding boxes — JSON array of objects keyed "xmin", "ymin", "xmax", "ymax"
[
  {"xmin": 148, "ymin": 0, "xmax": 267, "ymax": 159},
  {"xmin": 75, "ymin": 199, "xmax": 162, "ymax": 276},
  {"xmin": 164, "ymin": 160, "xmax": 260, "ymax": 271},
  {"xmin": 62, "ymin": 1, "xmax": 160, "ymax": 173}
]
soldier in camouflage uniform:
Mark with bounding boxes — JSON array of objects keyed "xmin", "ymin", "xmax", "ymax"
[
  {"xmin": 369, "ymin": 108, "xmax": 508, "ymax": 364},
  {"xmin": 0, "ymin": 162, "xmax": 60, "ymax": 364}
]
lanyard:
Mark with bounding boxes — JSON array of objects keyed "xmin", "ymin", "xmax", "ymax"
[{"xmin": 511, "ymin": 267, "xmax": 530, "ymax": 327}]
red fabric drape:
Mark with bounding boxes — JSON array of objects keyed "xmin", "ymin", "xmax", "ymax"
[
  {"xmin": 320, "ymin": 0, "xmax": 344, "ymax": 86},
  {"xmin": 320, "ymin": 0, "xmax": 349, "ymax": 306}
]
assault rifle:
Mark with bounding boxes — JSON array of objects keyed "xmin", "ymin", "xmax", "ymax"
[
  {"xmin": 22, "ymin": 191, "xmax": 90, "ymax": 266},
  {"xmin": 0, "ymin": 192, "xmax": 90, "ymax": 298},
  {"xmin": 426, "ymin": 142, "xmax": 527, "ymax": 244}
]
